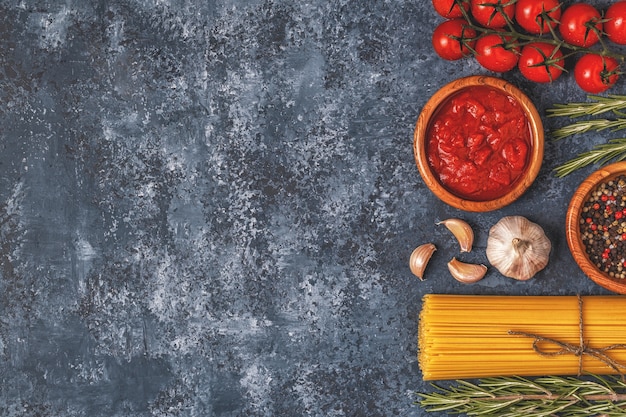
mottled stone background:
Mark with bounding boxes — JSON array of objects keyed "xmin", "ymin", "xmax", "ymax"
[{"xmin": 0, "ymin": 0, "xmax": 617, "ymax": 416}]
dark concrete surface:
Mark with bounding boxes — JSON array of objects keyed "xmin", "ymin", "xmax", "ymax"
[{"xmin": 0, "ymin": 1, "xmax": 619, "ymax": 416}]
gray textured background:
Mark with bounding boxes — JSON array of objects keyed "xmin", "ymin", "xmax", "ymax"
[{"xmin": 0, "ymin": 1, "xmax": 619, "ymax": 416}]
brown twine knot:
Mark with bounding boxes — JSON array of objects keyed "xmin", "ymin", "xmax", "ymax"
[{"xmin": 508, "ymin": 295, "xmax": 626, "ymax": 380}]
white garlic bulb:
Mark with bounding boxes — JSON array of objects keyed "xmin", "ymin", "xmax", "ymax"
[{"xmin": 486, "ymin": 216, "xmax": 551, "ymax": 281}]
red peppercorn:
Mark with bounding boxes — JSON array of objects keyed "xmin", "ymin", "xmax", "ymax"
[
  {"xmin": 603, "ymin": 252, "xmax": 610, "ymax": 259},
  {"xmin": 602, "ymin": 194, "xmax": 609, "ymax": 201},
  {"xmin": 593, "ymin": 203, "xmax": 601, "ymax": 210},
  {"xmin": 616, "ymin": 211, "xmax": 623, "ymax": 220},
  {"xmin": 591, "ymin": 224, "xmax": 598, "ymax": 231},
  {"xmin": 586, "ymin": 217, "xmax": 593, "ymax": 223}
]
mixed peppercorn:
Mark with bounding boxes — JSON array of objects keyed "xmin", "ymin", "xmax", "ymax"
[{"xmin": 580, "ymin": 175, "xmax": 626, "ymax": 279}]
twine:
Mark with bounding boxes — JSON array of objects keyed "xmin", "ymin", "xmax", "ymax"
[{"xmin": 508, "ymin": 295, "xmax": 626, "ymax": 379}]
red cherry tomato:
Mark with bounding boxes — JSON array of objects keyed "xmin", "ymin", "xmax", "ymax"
[
  {"xmin": 605, "ymin": 1, "xmax": 626, "ymax": 45},
  {"xmin": 432, "ymin": 0, "xmax": 470, "ymax": 18},
  {"xmin": 470, "ymin": 0, "xmax": 515, "ymax": 28},
  {"xmin": 474, "ymin": 33, "xmax": 519, "ymax": 72},
  {"xmin": 559, "ymin": 3, "xmax": 602, "ymax": 47},
  {"xmin": 432, "ymin": 19, "xmax": 476, "ymax": 61},
  {"xmin": 514, "ymin": 0, "xmax": 561, "ymax": 34},
  {"xmin": 574, "ymin": 54, "xmax": 620, "ymax": 94},
  {"xmin": 518, "ymin": 42, "xmax": 564, "ymax": 83}
]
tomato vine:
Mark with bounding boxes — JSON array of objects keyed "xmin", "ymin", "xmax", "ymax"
[{"xmin": 431, "ymin": 0, "xmax": 626, "ymax": 92}]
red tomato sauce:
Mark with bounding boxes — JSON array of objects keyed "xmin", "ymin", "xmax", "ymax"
[{"xmin": 426, "ymin": 85, "xmax": 531, "ymax": 201}]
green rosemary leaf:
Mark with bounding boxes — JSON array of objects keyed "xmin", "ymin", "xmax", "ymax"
[
  {"xmin": 554, "ymin": 138, "xmax": 626, "ymax": 177},
  {"xmin": 417, "ymin": 393, "xmax": 471, "ymax": 413},
  {"xmin": 481, "ymin": 376, "xmax": 548, "ymax": 395},
  {"xmin": 472, "ymin": 398, "xmax": 523, "ymax": 415}
]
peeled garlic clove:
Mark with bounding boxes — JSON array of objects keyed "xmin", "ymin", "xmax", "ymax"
[
  {"xmin": 486, "ymin": 216, "xmax": 551, "ymax": 281},
  {"xmin": 409, "ymin": 243, "xmax": 437, "ymax": 281},
  {"xmin": 437, "ymin": 218, "xmax": 474, "ymax": 252},
  {"xmin": 447, "ymin": 257, "xmax": 487, "ymax": 284}
]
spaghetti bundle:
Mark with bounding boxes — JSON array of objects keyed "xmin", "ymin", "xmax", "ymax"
[{"xmin": 418, "ymin": 294, "xmax": 626, "ymax": 380}]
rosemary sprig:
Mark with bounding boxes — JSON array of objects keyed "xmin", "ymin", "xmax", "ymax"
[
  {"xmin": 416, "ymin": 375, "xmax": 626, "ymax": 417},
  {"xmin": 554, "ymin": 138, "xmax": 626, "ymax": 178},
  {"xmin": 552, "ymin": 119, "xmax": 626, "ymax": 141},
  {"xmin": 546, "ymin": 96, "xmax": 626, "ymax": 176},
  {"xmin": 547, "ymin": 95, "xmax": 626, "ymax": 118}
]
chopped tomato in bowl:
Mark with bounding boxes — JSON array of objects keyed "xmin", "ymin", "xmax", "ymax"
[{"xmin": 414, "ymin": 76, "xmax": 544, "ymax": 212}]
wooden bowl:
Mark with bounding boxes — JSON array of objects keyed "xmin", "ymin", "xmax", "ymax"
[
  {"xmin": 566, "ymin": 162, "xmax": 626, "ymax": 294},
  {"xmin": 413, "ymin": 75, "xmax": 544, "ymax": 212}
]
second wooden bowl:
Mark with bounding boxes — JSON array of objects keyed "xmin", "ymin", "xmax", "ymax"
[{"xmin": 566, "ymin": 162, "xmax": 626, "ymax": 294}]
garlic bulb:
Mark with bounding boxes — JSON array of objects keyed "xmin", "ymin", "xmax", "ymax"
[
  {"xmin": 447, "ymin": 257, "xmax": 487, "ymax": 284},
  {"xmin": 409, "ymin": 243, "xmax": 437, "ymax": 281},
  {"xmin": 437, "ymin": 218, "xmax": 474, "ymax": 252},
  {"xmin": 486, "ymin": 216, "xmax": 551, "ymax": 281}
]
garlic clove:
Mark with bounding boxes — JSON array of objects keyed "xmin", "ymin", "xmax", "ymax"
[
  {"xmin": 486, "ymin": 216, "xmax": 551, "ymax": 281},
  {"xmin": 437, "ymin": 218, "xmax": 474, "ymax": 252},
  {"xmin": 447, "ymin": 257, "xmax": 487, "ymax": 284},
  {"xmin": 409, "ymin": 243, "xmax": 437, "ymax": 281}
]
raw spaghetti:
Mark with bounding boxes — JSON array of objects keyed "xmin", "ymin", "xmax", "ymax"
[{"xmin": 418, "ymin": 294, "xmax": 626, "ymax": 380}]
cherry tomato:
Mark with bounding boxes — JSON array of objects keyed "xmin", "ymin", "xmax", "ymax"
[
  {"xmin": 559, "ymin": 3, "xmax": 602, "ymax": 47},
  {"xmin": 605, "ymin": 1, "xmax": 626, "ymax": 45},
  {"xmin": 518, "ymin": 42, "xmax": 564, "ymax": 83},
  {"xmin": 432, "ymin": 19, "xmax": 476, "ymax": 61},
  {"xmin": 470, "ymin": 0, "xmax": 515, "ymax": 28},
  {"xmin": 574, "ymin": 54, "xmax": 620, "ymax": 94},
  {"xmin": 474, "ymin": 33, "xmax": 519, "ymax": 72},
  {"xmin": 514, "ymin": 0, "xmax": 561, "ymax": 34},
  {"xmin": 432, "ymin": 0, "xmax": 470, "ymax": 18}
]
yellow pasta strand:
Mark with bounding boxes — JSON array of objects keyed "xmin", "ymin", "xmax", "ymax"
[{"xmin": 418, "ymin": 294, "xmax": 626, "ymax": 380}]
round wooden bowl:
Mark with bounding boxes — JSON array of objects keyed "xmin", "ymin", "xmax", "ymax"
[
  {"xmin": 413, "ymin": 75, "xmax": 544, "ymax": 212},
  {"xmin": 566, "ymin": 162, "xmax": 626, "ymax": 294}
]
